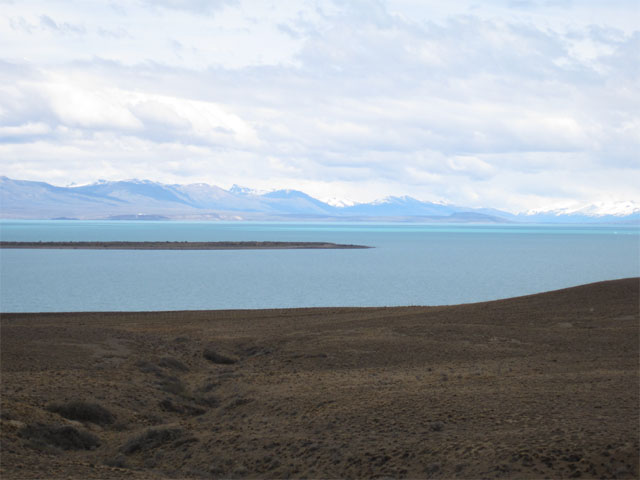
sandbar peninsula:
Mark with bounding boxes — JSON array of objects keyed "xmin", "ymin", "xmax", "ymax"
[{"xmin": 0, "ymin": 241, "xmax": 371, "ymax": 250}]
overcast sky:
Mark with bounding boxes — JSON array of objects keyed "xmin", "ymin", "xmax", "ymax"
[{"xmin": 1, "ymin": 0, "xmax": 638, "ymax": 212}]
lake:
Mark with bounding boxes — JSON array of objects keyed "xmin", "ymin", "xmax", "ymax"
[{"xmin": 1, "ymin": 220, "xmax": 638, "ymax": 312}]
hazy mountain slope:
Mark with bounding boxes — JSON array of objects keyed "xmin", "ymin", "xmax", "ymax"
[
  {"xmin": 516, "ymin": 212, "xmax": 640, "ymax": 224},
  {"xmin": 71, "ymin": 180, "xmax": 197, "ymax": 208},
  {"xmin": 171, "ymin": 183, "xmax": 265, "ymax": 212},
  {"xmin": 0, "ymin": 176, "xmax": 637, "ymax": 223},
  {"xmin": 341, "ymin": 196, "xmax": 457, "ymax": 216},
  {"xmin": 260, "ymin": 189, "xmax": 338, "ymax": 215},
  {"xmin": 0, "ymin": 176, "xmax": 126, "ymax": 219}
]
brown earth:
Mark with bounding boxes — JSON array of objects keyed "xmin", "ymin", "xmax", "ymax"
[{"xmin": 1, "ymin": 278, "xmax": 638, "ymax": 479}]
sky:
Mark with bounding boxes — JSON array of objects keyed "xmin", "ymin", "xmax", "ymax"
[{"xmin": 0, "ymin": 0, "xmax": 638, "ymax": 213}]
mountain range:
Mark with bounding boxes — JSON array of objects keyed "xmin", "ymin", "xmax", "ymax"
[{"xmin": 1, "ymin": 176, "xmax": 638, "ymax": 224}]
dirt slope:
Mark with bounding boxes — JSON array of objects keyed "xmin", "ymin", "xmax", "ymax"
[{"xmin": 1, "ymin": 278, "xmax": 638, "ymax": 479}]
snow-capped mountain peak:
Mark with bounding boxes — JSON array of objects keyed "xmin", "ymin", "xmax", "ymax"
[
  {"xmin": 229, "ymin": 184, "xmax": 266, "ymax": 196},
  {"xmin": 322, "ymin": 197, "xmax": 357, "ymax": 208},
  {"xmin": 526, "ymin": 200, "xmax": 640, "ymax": 217},
  {"xmin": 371, "ymin": 195, "xmax": 420, "ymax": 205}
]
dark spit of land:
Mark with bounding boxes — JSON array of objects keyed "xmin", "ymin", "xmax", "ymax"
[
  {"xmin": 0, "ymin": 241, "xmax": 371, "ymax": 250},
  {"xmin": 1, "ymin": 278, "xmax": 638, "ymax": 479}
]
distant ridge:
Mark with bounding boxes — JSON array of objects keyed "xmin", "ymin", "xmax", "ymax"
[{"xmin": 0, "ymin": 176, "xmax": 638, "ymax": 224}]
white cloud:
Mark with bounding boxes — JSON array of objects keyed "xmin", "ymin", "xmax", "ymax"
[
  {"xmin": 46, "ymin": 81, "xmax": 142, "ymax": 130},
  {"xmin": 0, "ymin": 0, "xmax": 638, "ymax": 212},
  {"xmin": 0, "ymin": 122, "xmax": 51, "ymax": 139},
  {"xmin": 139, "ymin": 0, "xmax": 238, "ymax": 15}
]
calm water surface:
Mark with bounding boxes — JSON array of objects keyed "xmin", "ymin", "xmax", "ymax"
[{"xmin": 1, "ymin": 220, "xmax": 638, "ymax": 312}]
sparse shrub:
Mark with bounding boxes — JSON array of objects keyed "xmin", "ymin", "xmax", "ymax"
[
  {"xmin": 242, "ymin": 345, "xmax": 273, "ymax": 357},
  {"xmin": 136, "ymin": 413, "xmax": 166, "ymax": 426},
  {"xmin": 198, "ymin": 380, "xmax": 220, "ymax": 393},
  {"xmin": 136, "ymin": 360, "xmax": 163, "ymax": 376},
  {"xmin": 1, "ymin": 411, "xmax": 14, "ymax": 420},
  {"xmin": 20, "ymin": 423, "xmax": 100, "ymax": 451},
  {"xmin": 46, "ymin": 401, "xmax": 115, "ymax": 426},
  {"xmin": 224, "ymin": 397, "xmax": 254, "ymax": 410},
  {"xmin": 157, "ymin": 357, "xmax": 189, "ymax": 372},
  {"xmin": 203, "ymin": 348, "xmax": 236, "ymax": 365},
  {"xmin": 121, "ymin": 427, "xmax": 183, "ymax": 455},
  {"xmin": 173, "ymin": 436, "xmax": 199, "ymax": 449},
  {"xmin": 156, "ymin": 375, "xmax": 186, "ymax": 396},
  {"xmin": 104, "ymin": 454, "xmax": 129, "ymax": 469},
  {"xmin": 158, "ymin": 398, "xmax": 206, "ymax": 416},
  {"xmin": 193, "ymin": 395, "xmax": 220, "ymax": 408},
  {"xmin": 430, "ymin": 421, "xmax": 444, "ymax": 432},
  {"xmin": 112, "ymin": 421, "xmax": 129, "ymax": 432}
]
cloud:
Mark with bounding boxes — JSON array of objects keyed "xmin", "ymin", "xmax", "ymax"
[
  {"xmin": 8, "ymin": 14, "xmax": 86, "ymax": 35},
  {"xmin": 0, "ymin": 0, "xmax": 638, "ymax": 211},
  {"xmin": 0, "ymin": 122, "xmax": 51, "ymax": 141},
  {"xmin": 39, "ymin": 14, "xmax": 85, "ymax": 34},
  {"xmin": 139, "ymin": 0, "xmax": 238, "ymax": 15},
  {"xmin": 0, "ymin": 68, "xmax": 259, "ymax": 148}
]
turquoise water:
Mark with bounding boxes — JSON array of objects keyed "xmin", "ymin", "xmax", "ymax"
[{"xmin": 1, "ymin": 220, "xmax": 638, "ymax": 312}]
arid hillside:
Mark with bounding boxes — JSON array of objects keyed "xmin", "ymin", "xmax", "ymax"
[{"xmin": 1, "ymin": 278, "xmax": 638, "ymax": 479}]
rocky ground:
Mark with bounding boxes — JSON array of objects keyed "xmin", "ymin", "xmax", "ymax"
[{"xmin": 1, "ymin": 278, "xmax": 638, "ymax": 479}]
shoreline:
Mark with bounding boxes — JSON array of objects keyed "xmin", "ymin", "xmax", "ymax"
[
  {"xmin": 0, "ymin": 240, "xmax": 371, "ymax": 250},
  {"xmin": 1, "ymin": 278, "xmax": 638, "ymax": 479}
]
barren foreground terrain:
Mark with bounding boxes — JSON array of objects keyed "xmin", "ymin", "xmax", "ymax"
[{"xmin": 1, "ymin": 278, "xmax": 638, "ymax": 479}]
